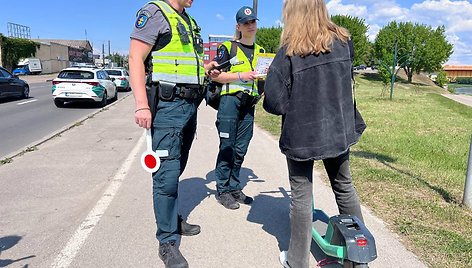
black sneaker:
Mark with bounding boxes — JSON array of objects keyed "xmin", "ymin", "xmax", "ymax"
[
  {"xmin": 178, "ymin": 215, "xmax": 201, "ymax": 236},
  {"xmin": 158, "ymin": 240, "xmax": 189, "ymax": 268},
  {"xmin": 216, "ymin": 192, "xmax": 240, "ymax": 209},
  {"xmin": 231, "ymin": 189, "xmax": 253, "ymax": 204}
]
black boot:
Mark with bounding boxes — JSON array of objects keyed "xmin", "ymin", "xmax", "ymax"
[
  {"xmin": 159, "ymin": 240, "xmax": 189, "ymax": 268},
  {"xmin": 178, "ymin": 215, "xmax": 201, "ymax": 236},
  {"xmin": 231, "ymin": 189, "xmax": 253, "ymax": 204},
  {"xmin": 216, "ymin": 192, "xmax": 240, "ymax": 209}
]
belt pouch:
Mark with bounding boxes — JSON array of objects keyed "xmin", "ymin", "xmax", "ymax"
[{"xmin": 159, "ymin": 81, "xmax": 176, "ymax": 101}]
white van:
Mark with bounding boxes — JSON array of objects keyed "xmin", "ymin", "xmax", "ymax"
[{"xmin": 13, "ymin": 58, "xmax": 42, "ymax": 75}]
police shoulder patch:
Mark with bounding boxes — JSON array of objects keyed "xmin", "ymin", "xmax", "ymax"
[
  {"xmin": 135, "ymin": 10, "xmax": 151, "ymax": 29},
  {"xmin": 217, "ymin": 47, "xmax": 226, "ymax": 60}
]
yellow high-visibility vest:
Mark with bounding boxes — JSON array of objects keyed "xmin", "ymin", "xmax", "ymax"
[
  {"xmin": 149, "ymin": 1, "xmax": 205, "ymax": 85},
  {"xmin": 220, "ymin": 41, "xmax": 265, "ymax": 97}
]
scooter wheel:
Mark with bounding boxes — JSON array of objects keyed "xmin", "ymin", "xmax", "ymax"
[{"xmin": 343, "ymin": 261, "xmax": 368, "ymax": 268}]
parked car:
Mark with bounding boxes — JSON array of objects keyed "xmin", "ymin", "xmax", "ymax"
[
  {"xmin": 13, "ymin": 58, "xmax": 42, "ymax": 75},
  {"xmin": 104, "ymin": 68, "xmax": 130, "ymax": 91},
  {"xmin": 0, "ymin": 66, "xmax": 30, "ymax": 100},
  {"xmin": 52, "ymin": 67, "xmax": 117, "ymax": 108},
  {"xmin": 353, "ymin": 65, "xmax": 367, "ymax": 71}
]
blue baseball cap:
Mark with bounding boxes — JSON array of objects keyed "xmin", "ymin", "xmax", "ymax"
[{"xmin": 236, "ymin": 6, "xmax": 258, "ymax": 24}]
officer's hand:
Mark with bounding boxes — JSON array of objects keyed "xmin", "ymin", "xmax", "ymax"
[
  {"xmin": 205, "ymin": 61, "xmax": 221, "ymax": 78},
  {"xmin": 135, "ymin": 107, "xmax": 152, "ymax": 129},
  {"xmin": 240, "ymin": 71, "xmax": 258, "ymax": 82}
]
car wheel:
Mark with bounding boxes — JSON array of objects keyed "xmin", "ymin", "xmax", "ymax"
[
  {"xmin": 111, "ymin": 91, "xmax": 118, "ymax": 102},
  {"xmin": 54, "ymin": 99, "xmax": 65, "ymax": 108},
  {"xmin": 22, "ymin": 85, "xmax": 30, "ymax": 99},
  {"xmin": 98, "ymin": 91, "xmax": 107, "ymax": 107}
]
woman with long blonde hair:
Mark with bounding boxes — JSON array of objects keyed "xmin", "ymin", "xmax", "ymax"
[{"xmin": 263, "ymin": 0, "xmax": 366, "ymax": 267}]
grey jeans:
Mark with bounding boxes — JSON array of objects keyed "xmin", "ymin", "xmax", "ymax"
[{"xmin": 286, "ymin": 151, "xmax": 363, "ymax": 268}]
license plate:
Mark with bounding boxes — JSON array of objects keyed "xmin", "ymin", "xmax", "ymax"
[{"xmin": 65, "ymin": 93, "xmax": 81, "ymax": 97}]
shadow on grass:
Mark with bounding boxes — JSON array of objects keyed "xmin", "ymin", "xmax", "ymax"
[
  {"xmin": 352, "ymin": 150, "xmax": 456, "ymax": 204},
  {"xmin": 351, "ymin": 150, "xmax": 395, "ymax": 163},
  {"xmin": 381, "ymin": 161, "xmax": 457, "ymax": 204},
  {"xmin": 357, "ymin": 72, "xmax": 383, "ymax": 83}
]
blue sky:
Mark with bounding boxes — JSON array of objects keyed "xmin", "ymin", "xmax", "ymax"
[{"xmin": 0, "ymin": 0, "xmax": 471, "ymax": 65}]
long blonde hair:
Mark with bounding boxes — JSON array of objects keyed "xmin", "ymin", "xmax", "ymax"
[{"xmin": 281, "ymin": 0, "xmax": 350, "ymax": 56}]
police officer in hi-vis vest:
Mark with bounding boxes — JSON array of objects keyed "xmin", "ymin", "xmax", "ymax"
[
  {"xmin": 129, "ymin": 1, "xmax": 219, "ymax": 267},
  {"xmin": 211, "ymin": 6, "xmax": 265, "ymax": 210}
]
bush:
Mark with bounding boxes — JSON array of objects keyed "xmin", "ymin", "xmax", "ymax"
[
  {"xmin": 456, "ymin": 77, "xmax": 472, "ymax": 84},
  {"xmin": 436, "ymin": 70, "xmax": 448, "ymax": 88}
]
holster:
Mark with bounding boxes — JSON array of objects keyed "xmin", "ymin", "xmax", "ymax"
[
  {"xmin": 237, "ymin": 91, "xmax": 260, "ymax": 108},
  {"xmin": 146, "ymin": 75, "xmax": 159, "ymax": 120}
]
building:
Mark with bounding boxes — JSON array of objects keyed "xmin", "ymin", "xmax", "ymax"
[
  {"xmin": 33, "ymin": 39, "xmax": 93, "ymax": 67},
  {"xmin": 34, "ymin": 40, "xmax": 69, "ymax": 74},
  {"xmin": 443, "ymin": 65, "xmax": 472, "ymax": 80},
  {"xmin": 203, "ymin": 34, "xmax": 233, "ymax": 64}
]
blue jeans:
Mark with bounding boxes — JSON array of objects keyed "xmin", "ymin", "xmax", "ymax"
[
  {"xmin": 286, "ymin": 151, "xmax": 363, "ymax": 268},
  {"xmin": 151, "ymin": 97, "xmax": 200, "ymax": 243},
  {"xmin": 214, "ymin": 94, "xmax": 254, "ymax": 193}
]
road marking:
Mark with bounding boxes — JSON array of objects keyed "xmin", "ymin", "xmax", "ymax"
[
  {"xmin": 51, "ymin": 132, "xmax": 146, "ymax": 268},
  {"xmin": 17, "ymin": 99, "xmax": 37, "ymax": 105}
]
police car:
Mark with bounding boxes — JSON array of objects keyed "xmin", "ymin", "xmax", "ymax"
[
  {"xmin": 52, "ymin": 67, "xmax": 117, "ymax": 108},
  {"xmin": 104, "ymin": 68, "xmax": 130, "ymax": 91}
]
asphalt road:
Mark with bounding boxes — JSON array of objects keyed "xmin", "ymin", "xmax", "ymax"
[{"xmin": 0, "ymin": 81, "xmax": 131, "ymax": 159}]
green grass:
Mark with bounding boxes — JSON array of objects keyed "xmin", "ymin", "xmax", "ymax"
[{"xmin": 255, "ymin": 73, "xmax": 472, "ymax": 268}]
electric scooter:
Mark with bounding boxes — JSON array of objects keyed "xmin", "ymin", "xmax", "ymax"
[{"xmin": 312, "ymin": 196, "xmax": 377, "ymax": 267}]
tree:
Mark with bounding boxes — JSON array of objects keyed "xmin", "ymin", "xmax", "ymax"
[
  {"xmin": 0, "ymin": 34, "xmax": 39, "ymax": 71},
  {"xmin": 331, "ymin": 15, "xmax": 370, "ymax": 67},
  {"xmin": 374, "ymin": 22, "xmax": 453, "ymax": 83},
  {"xmin": 105, "ymin": 53, "xmax": 127, "ymax": 67},
  {"xmin": 256, "ymin": 27, "xmax": 282, "ymax": 53}
]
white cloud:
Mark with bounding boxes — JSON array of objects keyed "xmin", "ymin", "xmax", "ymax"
[
  {"xmin": 410, "ymin": 0, "xmax": 472, "ymax": 33},
  {"xmin": 367, "ymin": 24, "xmax": 381, "ymax": 42},
  {"xmin": 325, "ymin": 0, "xmax": 472, "ymax": 64},
  {"xmin": 216, "ymin": 14, "xmax": 224, "ymax": 21},
  {"xmin": 367, "ymin": 2, "xmax": 409, "ymax": 22},
  {"xmin": 327, "ymin": 0, "xmax": 367, "ymax": 17},
  {"xmin": 274, "ymin": 20, "xmax": 283, "ymax": 27}
]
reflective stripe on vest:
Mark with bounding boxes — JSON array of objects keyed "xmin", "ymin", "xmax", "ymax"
[
  {"xmin": 149, "ymin": 1, "xmax": 204, "ymax": 85},
  {"xmin": 219, "ymin": 41, "xmax": 265, "ymax": 97}
]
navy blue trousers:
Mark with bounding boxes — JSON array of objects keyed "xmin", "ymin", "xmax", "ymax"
[
  {"xmin": 214, "ymin": 94, "xmax": 254, "ymax": 193},
  {"xmin": 151, "ymin": 97, "xmax": 200, "ymax": 243}
]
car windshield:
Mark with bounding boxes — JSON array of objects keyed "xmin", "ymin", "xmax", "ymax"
[
  {"xmin": 58, "ymin": 71, "xmax": 94, "ymax": 79},
  {"xmin": 105, "ymin": 70, "xmax": 122, "ymax": 76}
]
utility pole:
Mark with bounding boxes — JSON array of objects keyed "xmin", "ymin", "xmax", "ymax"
[
  {"xmin": 102, "ymin": 43, "xmax": 105, "ymax": 66},
  {"xmin": 108, "ymin": 40, "xmax": 111, "ymax": 58},
  {"xmin": 253, "ymin": 0, "xmax": 258, "ymax": 16},
  {"xmin": 464, "ymin": 135, "xmax": 472, "ymax": 209},
  {"xmin": 389, "ymin": 41, "xmax": 398, "ymax": 101}
]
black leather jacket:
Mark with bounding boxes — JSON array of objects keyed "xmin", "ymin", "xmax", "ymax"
[{"xmin": 263, "ymin": 39, "xmax": 362, "ymax": 161}]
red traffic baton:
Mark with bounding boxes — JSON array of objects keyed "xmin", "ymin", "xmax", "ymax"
[{"xmin": 140, "ymin": 129, "xmax": 160, "ymax": 173}]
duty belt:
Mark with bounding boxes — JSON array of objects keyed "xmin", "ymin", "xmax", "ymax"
[{"xmin": 175, "ymin": 85, "xmax": 204, "ymax": 99}]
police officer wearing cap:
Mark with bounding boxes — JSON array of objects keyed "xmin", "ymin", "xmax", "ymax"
[
  {"xmin": 129, "ymin": 1, "xmax": 218, "ymax": 267},
  {"xmin": 210, "ymin": 6, "xmax": 265, "ymax": 210}
]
